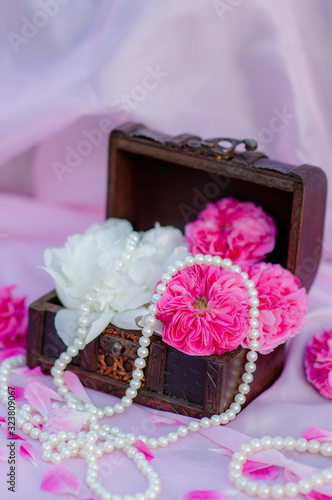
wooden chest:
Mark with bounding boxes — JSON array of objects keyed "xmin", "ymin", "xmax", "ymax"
[{"xmin": 27, "ymin": 122, "xmax": 327, "ymax": 418}]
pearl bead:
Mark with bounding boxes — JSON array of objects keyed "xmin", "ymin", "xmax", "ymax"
[
  {"xmin": 212, "ymin": 256, "xmax": 222, "ymax": 266},
  {"xmin": 308, "ymin": 439, "xmax": 321, "ymax": 454},
  {"xmin": 257, "ymin": 483, "xmax": 271, "ymax": 499},
  {"xmin": 30, "ymin": 428, "xmax": 41, "ymax": 439},
  {"xmin": 58, "ymin": 386, "xmax": 69, "ymax": 396},
  {"xmin": 249, "ymin": 297, "xmax": 260, "ymax": 307},
  {"xmin": 242, "ymin": 373, "xmax": 253, "ymax": 384},
  {"xmin": 322, "ymin": 468, "xmax": 332, "ymax": 483},
  {"xmin": 178, "ymin": 426, "xmax": 188, "ymax": 437},
  {"xmin": 235, "ymin": 476, "xmax": 248, "ymax": 491},
  {"xmin": 121, "ymin": 396, "xmax": 132, "ymax": 407},
  {"xmin": 271, "ymin": 484, "xmax": 285, "ymax": 499},
  {"xmin": 130, "ymin": 379, "xmax": 141, "ymax": 390},
  {"xmin": 60, "ymin": 352, "xmax": 72, "ymax": 364},
  {"xmin": 51, "ymin": 453, "xmax": 62, "ymax": 464},
  {"xmin": 222, "ymin": 258, "xmax": 232, "ymax": 268},
  {"xmin": 145, "ymin": 315, "xmax": 156, "ymax": 326},
  {"xmin": 132, "ymin": 369, "xmax": 144, "ymax": 380},
  {"xmin": 142, "ymin": 326, "xmax": 153, "ymax": 337},
  {"xmin": 78, "ymin": 316, "xmax": 89, "ymax": 328},
  {"xmin": 77, "ymin": 327, "xmax": 88, "ymax": 339},
  {"xmin": 249, "ymin": 328, "xmax": 260, "ymax": 340},
  {"xmin": 148, "ymin": 438, "xmax": 158, "ymax": 449},
  {"xmin": 248, "ymin": 288, "xmax": 258, "ymax": 297},
  {"xmin": 219, "ymin": 413, "xmax": 230, "ymax": 425},
  {"xmin": 137, "ymin": 347, "xmax": 149, "ymax": 358},
  {"xmin": 272, "ymin": 436, "xmax": 284, "ymax": 450},
  {"xmin": 321, "ymin": 442, "xmax": 332, "ymax": 456},
  {"xmin": 228, "ymin": 470, "xmax": 242, "ymax": 483},
  {"xmin": 203, "ymin": 254, "xmax": 212, "ymax": 265},
  {"xmin": 148, "ymin": 304, "xmax": 157, "ymax": 315},
  {"xmin": 74, "ymin": 338, "xmax": 85, "ymax": 350},
  {"xmin": 55, "ymin": 360, "xmax": 66, "ymax": 370},
  {"xmin": 134, "ymin": 358, "xmax": 146, "ymax": 369},
  {"xmin": 283, "ymin": 436, "xmax": 296, "ymax": 450},
  {"xmin": 139, "ymin": 336, "xmax": 150, "ymax": 348},
  {"xmin": 114, "ymin": 403, "xmax": 124, "ymax": 414},
  {"xmin": 104, "ymin": 406, "xmax": 114, "ymax": 417},
  {"xmin": 261, "ymin": 435, "xmax": 273, "ymax": 449},
  {"xmin": 210, "ymin": 415, "xmax": 221, "ymax": 426},
  {"xmin": 168, "ymin": 432, "xmax": 178, "ymax": 443},
  {"xmin": 239, "ymin": 383, "xmax": 250, "ymax": 395},
  {"xmin": 185, "ymin": 255, "xmax": 195, "ymax": 266},
  {"xmin": 167, "ymin": 265, "xmax": 177, "ymax": 276},
  {"xmin": 248, "ymin": 340, "xmax": 260, "ymax": 351},
  {"xmin": 189, "ymin": 421, "xmax": 200, "ymax": 432},
  {"xmin": 250, "ymin": 318, "xmax": 259, "ymax": 329},
  {"xmin": 151, "ymin": 294, "xmax": 161, "ymax": 304},
  {"xmin": 225, "ymin": 409, "xmax": 236, "ymax": 420},
  {"xmin": 298, "ymin": 479, "xmax": 312, "ymax": 494},
  {"xmin": 245, "ymin": 481, "xmax": 258, "ymax": 496},
  {"xmin": 53, "ymin": 377, "xmax": 64, "ymax": 387},
  {"xmin": 126, "ymin": 388, "xmax": 137, "ymax": 399},
  {"xmin": 23, "ymin": 422, "xmax": 33, "ymax": 434},
  {"xmin": 200, "ymin": 417, "xmax": 211, "ymax": 429},
  {"xmin": 235, "ymin": 393, "xmax": 246, "ymax": 405},
  {"xmin": 67, "ymin": 346, "xmax": 79, "ymax": 357},
  {"xmin": 156, "ymin": 284, "xmax": 166, "ymax": 295},
  {"xmin": 231, "ymin": 265, "xmax": 241, "ymax": 273},
  {"xmin": 194, "ymin": 254, "xmax": 204, "ymax": 264},
  {"xmin": 39, "ymin": 432, "xmax": 50, "ymax": 443},
  {"xmin": 50, "ymin": 367, "xmax": 62, "ymax": 378},
  {"xmin": 245, "ymin": 279, "xmax": 255, "ymax": 289},
  {"xmin": 158, "ymin": 436, "xmax": 169, "ymax": 448},
  {"xmin": 245, "ymin": 362, "xmax": 256, "ymax": 373},
  {"xmin": 250, "ymin": 439, "xmax": 262, "ymax": 452}
]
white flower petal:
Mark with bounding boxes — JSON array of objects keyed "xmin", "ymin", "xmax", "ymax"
[{"xmin": 112, "ymin": 307, "xmax": 148, "ymax": 330}]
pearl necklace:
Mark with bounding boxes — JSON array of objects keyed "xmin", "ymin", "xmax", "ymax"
[{"xmin": 2, "ymin": 235, "xmax": 327, "ymax": 499}]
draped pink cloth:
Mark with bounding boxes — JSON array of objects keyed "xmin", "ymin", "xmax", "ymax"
[{"xmin": 1, "ymin": 1, "xmax": 332, "ymax": 498}]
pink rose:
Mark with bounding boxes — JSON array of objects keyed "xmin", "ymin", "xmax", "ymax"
[
  {"xmin": 184, "ymin": 197, "xmax": 276, "ymax": 265},
  {"xmin": 241, "ymin": 263, "xmax": 308, "ymax": 354},
  {"xmin": 304, "ymin": 330, "xmax": 332, "ymax": 399},
  {"xmin": 0, "ymin": 286, "xmax": 27, "ymax": 350},
  {"xmin": 156, "ymin": 264, "xmax": 250, "ymax": 356}
]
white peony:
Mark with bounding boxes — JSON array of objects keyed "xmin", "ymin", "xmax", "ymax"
[{"xmin": 43, "ymin": 218, "xmax": 188, "ymax": 345}]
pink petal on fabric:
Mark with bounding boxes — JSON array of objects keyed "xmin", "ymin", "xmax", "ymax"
[
  {"xmin": 43, "ymin": 408, "xmax": 90, "ymax": 433},
  {"xmin": 24, "ymin": 378, "xmax": 62, "ymax": 417},
  {"xmin": 20, "ymin": 442, "xmax": 38, "ymax": 468},
  {"xmin": 63, "ymin": 371, "xmax": 91, "ymax": 403},
  {"xmin": 134, "ymin": 439, "xmax": 154, "ymax": 462},
  {"xmin": 15, "ymin": 366, "xmax": 46, "ymax": 377},
  {"xmin": 0, "ymin": 416, "xmax": 6, "ymax": 423},
  {"xmin": 249, "ymin": 464, "xmax": 279, "ymax": 481},
  {"xmin": 209, "ymin": 447, "xmax": 232, "ymax": 457},
  {"xmin": 0, "ymin": 347, "xmax": 25, "ymax": 362},
  {"xmin": 302, "ymin": 427, "xmax": 332, "ymax": 443},
  {"xmin": 41, "ymin": 465, "xmax": 81, "ymax": 496},
  {"xmin": 11, "ymin": 385, "xmax": 25, "ymax": 400},
  {"xmin": 0, "ymin": 422, "xmax": 26, "ymax": 441},
  {"xmin": 149, "ymin": 414, "xmax": 184, "ymax": 426},
  {"xmin": 307, "ymin": 492, "xmax": 332, "ymax": 500},
  {"xmin": 182, "ymin": 489, "xmax": 237, "ymax": 499},
  {"xmin": 329, "ymin": 371, "xmax": 332, "ymax": 389}
]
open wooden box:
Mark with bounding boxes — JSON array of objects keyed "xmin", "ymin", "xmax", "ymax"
[{"xmin": 27, "ymin": 122, "xmax": 327, "ymax": 418}]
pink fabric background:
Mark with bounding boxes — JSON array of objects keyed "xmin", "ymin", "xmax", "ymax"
[{"xmin": 0, "ymin": 0, "xmax": 332, "ymax": 498}]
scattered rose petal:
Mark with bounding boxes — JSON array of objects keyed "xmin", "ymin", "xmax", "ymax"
[
  {"xmin": 63, "ymin": 371, "xmax": 90, "ymax": 403},
  {"xmin": 24, "ymin": 378, "xmax": 62, "ymax": 417},
  {"xmin": 0, "ymin": 347, "xmax": 25, "ymax": 362},
  {"xmin": 0, "ymin": 422, "xmax": 26, "ymax": 440},
  {"xmin": 134, "ymin": 439, "xmax": 154, "ymax": 462},
  {"xmin": 302, "ymin": 427, "xmax": 332, "ymax": 443},
  {"xmin": 0, "ymin": 416, "xmax": 6, "ymax": 423},
  {"xmin": 209, "ymin": 447, "xmax": 232, "ymax": 457},
  {"xmin": 44, "ymin": 408, "xmax": 90, "ymax": 433},
  {"xmin": 248, "ymin": 464, "xmax": 279, "ymax": 481},
  {"xmin": 182, "ymin": 489, "xmax": 237, "ymax": 499},
  {"xmin": 10, "ymin": 385, "xmax": 25, "ymax": 400},
  {"xmin": 149, "ymin": 414, "xmax": 186, "ymax": 426},
  {"xmin": 307, "ymin": 491, "xmax": 332, "ymax": 500},
  {"xmin": 15, "ymin": 366, "xmax": 46, "ymax": 377},
  {"xmin": 20, "ymin": 442, "xmax": 38, "ymax": 468},
  {"xmin": 41, "ymin": 465, "xmax": 81, "ymax": 496}
]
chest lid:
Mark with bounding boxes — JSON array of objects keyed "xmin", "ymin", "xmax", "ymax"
[{"xmin": 107, "ymin": 122, "xmax": 327, "ymax": 291}]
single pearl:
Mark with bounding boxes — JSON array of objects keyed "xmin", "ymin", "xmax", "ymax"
[
  {"xmin": 245, "ymin": 279, "xmax": 255, "ymax": 289},
  {"xmin": 308, "ymin": 439, "xmax": 321, "ymax": 454},
  {"xmin": 247, "ymin": 288, "xmax": 258, "ymax": 297},
  {"xmin": 225, "ymin": 409, "xmax": 236, "ymax": 420},
  {"xmin": 58, "ymin": 386, "xmax": 69, "ymax": 396},
  {"xmin": 261, "ymin": 435, "xmax": 273, "ymax": 449},
  {"xmin": 229, "ymin": 460, "xmax": 243, "ymax": 472},
  {"xmin": 249, "ymin": 328, "xmax": 260, "ymax": 340},
  {"xmin": 200, "ymin": 417, "xmax": 211, "ymax": 429},
  {"xmin": 294, "ymin": 437, "xmax": 308, "ymax": 452},
  {"xmin": 271, "ymin": 484, "xmax": 285, "ymax": 499},
  {"xmin": 272, "ymin": 436, "xmax": 284, "ymax": 450},
  {"xmin": 51, "ymin": 453, "xmax": 62, "ymax": 465},
  {"xmin": 222, "ymin": 258, "xmax": 232, "ymax": 268},
  {"xmin": 321, "ymin": 442, "xmax": 332, "ymax": 457},
  {"xmin": 53, "ymin": 377, "xmax": 64, "ymax": 387},
  {"xmin": 132, "ymin": 369, "xmax": 144, "ymax": 380},
  {"xmin": 137, "ymin": 347, "xmax": 149, "ymax": 358},
  {"xmin": 239, "ymin": 443, "xmax": 252, "ymax": 455},
  {"xmin": 156, "ymin": 284, "xmax": 166, "ymax": 295},
  {"xmin": 212, "ymin": 256, "xmax": 222, "ymax": 266},
  {"xmin": 168, "ymin": 432, "xmax": 178, "ymax": 443},
  {"xmin": 248, "ymin": 340, "xmax": 260, "ymax": 351},
  {"xmin": 67, "ymin": 346, "xmax": 79, "ymax": 357},
  {"xmin": 249, "ymin": 297, "xmax": 260, "ymax": 307},
  {"xmin": 250, "ymin": 438, "xmax": 263, "ymax": 453},
  {"xmin": 257, "ymin": 483, "xmax": 271, "ymax": 499},
  {"xmin": 283, "ymin": 436, "xmax": 296, "ymax": 451},
  {"xmin": 245, "ymin": 362, "xmax": 256, "ymax": 373},
  {"xmin": 139, "ymin": 336, "xmax": 150, "ymax": 348},
  {"xmin": 151, "ymin": 293, "xmax": 161, "ymax": 304},
  {"xmin": 189, "ymin": 421, "xmax": 200, "ymax": 432},
  {"xmin": 239, "ymin": 383, "xmax": 250, "ymax": 395},
  {"xmin": 158, "ymin": 436, "xmax": 169, "ymax": 448},
  {"xmin": 30, "ymin": 428, "xmax": 41, "ymax": 440},
  {"xmin": 39, "ymin": 432, "xmax": 50, "ymax": 443},
  {"xmin": 298, "ymin": 478, "xmax": 312, "ymax": 494},
  {"xmin": 194, "ymin": 254, "xmax": 204, "ymax": 264},
  {"xmin": 228, "ymin": 471, "xmax": 242, "ymax": 483},
  {"xmin": 145, "ymin": 315, "xmax": 156, "ymax": 326},
  {"xmin": 130, "ymin": 379, "xmax": 141, "ymax": 390},
  {"xmin": 185, "ymin": 255, "xmax": 196, "ymax": 266},
  {"xmin": 231, "ymin": 265, "xmax": 241, "ymax": 273},
  {"xmin": 242, "ymin": 373, "xmax": 253, "ymax": 384},
  {"xmin": 235, "ymin": 476, "xmax": 248, "ymax": 491},
  {"xmin": 74, "ymin": 338, "xmax": 85, "ymax": 350},
  {"xmin": 235, "ymin": 393, "xmax": 246, "ymax": 405},
  {"xmin": 322, "ymin": 468, "xmax": 332, "ymax": 484},
  {"xmin": 104, "ymin": 406, "xmax": 114, "ymax": 417},
  {"xmin": 142, "ymin": 326, "xmax": 153, "ymax": 337},
  {"xmin": 203, "ymin": 254, "xmax": 212, "ymax": 265},
  {"xmin": 177, "ymin": 426, "xmax": 188, "ymax": 437},
  {"xmin": 250, "ymin": 318, "xmax": 259, "ymax": 329},
  {"xmin": 230, "ymin": 402, "xmax": 241, "ymax": 414},
  {"xmin": 219, "ymin": 413, "xmax": 230, "ymax": 425},
  {"xmin": 311, "ymin": 474, "xmax": 324, "ymax": 489},
  {"xmin": 114, "ymin": 403, "xmax": 124, "ymax": 414},
  {"xmin": 121, "ymin": 396, "xmax": 132, "ymax": 407},
  {"xmin": 210, "ymin": 415, "xmax": 221, "ymax": 426},
  {"xmin": 78, "ymin": 316, "xmax": 89, "ymax": 328},
  {"xmin": 126, "ymin": 388, "xmax": 137, "ymax": 399},
  {"xmin": 148, "ymin": 304, "xmax": 157, "ymax": 315},
  {"xmin": 50, "ymin": 367, "xmax": 62, "ymax": 378},
  {"xmin": 148, "ymin": 438, "xmax": 158, "ymax": 449},
  {"xmin": 245, "ymin": 480, "xmax": 258, "ymax": 496},
  {"xmin": 167, "ymin": 265, "xmax": 177, "ymax": 276}
]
